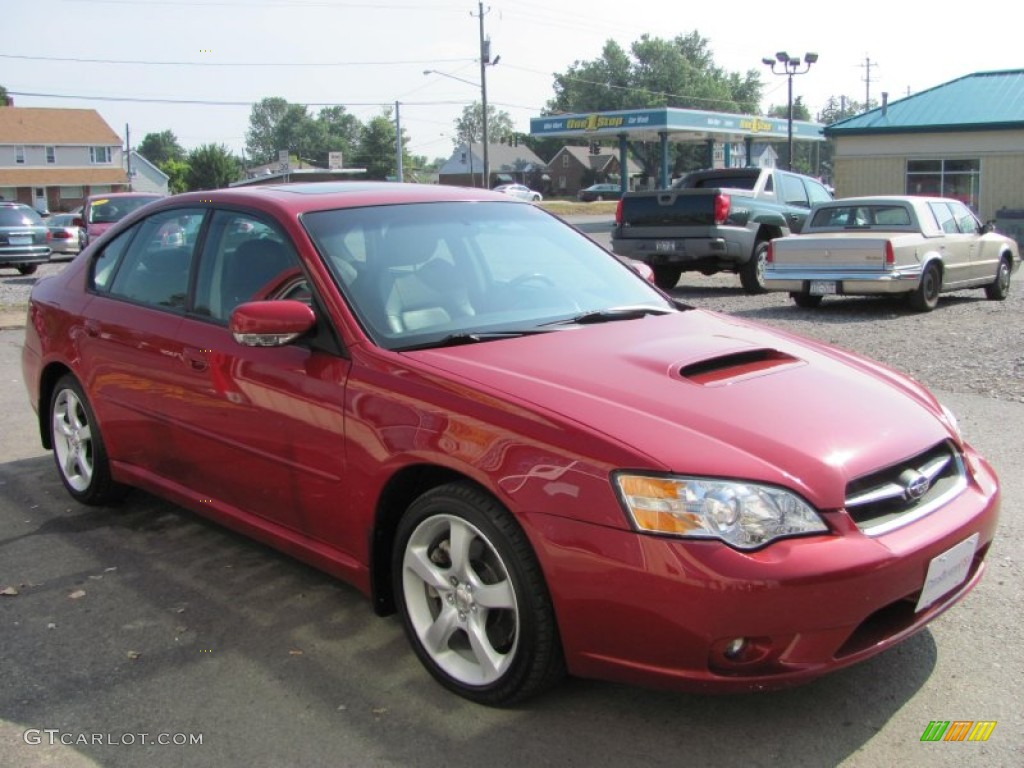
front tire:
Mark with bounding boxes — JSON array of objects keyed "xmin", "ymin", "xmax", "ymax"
[
  {"xmin": 984, "ymin": 256, "xmax": 1011, "ymax": 300},
  {"xmin": 740, "ymin": 241, "xmax": 769, "ymax": 294},
  {"xmin": 393, "ymin": 482, "xmax": 564, "ymax": 706},
  {"xmin": 653, "ymin": 265, "xmax": 682, "ymax": 291},
  {"xmin": 50, "ymin": 375, "xmax": 127, "ymax": 505},
  {"xmin": 909, "ymin": 262, "xmax": 941, "ymax": 311}
]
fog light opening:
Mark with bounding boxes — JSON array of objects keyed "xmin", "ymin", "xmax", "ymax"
[{"xmin": 724, "ymin": 637, "xmax": 747, "ymax": 660}]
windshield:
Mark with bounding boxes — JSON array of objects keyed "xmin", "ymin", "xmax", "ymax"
[
  {"xmin": 302, "ymin": 201, "xmax": 672, "ymax": 350},
  {"xmin": 88, "ymin": 196, "xmax": 160, "ymax": 224}
]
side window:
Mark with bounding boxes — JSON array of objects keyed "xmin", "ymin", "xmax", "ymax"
[
  {"xmin": 107, "ymin": 209, "xmax": 206, "ymax": 310},
  {"xmin": 192, "ymin": 210, "xmax": 304, "ymax": 323},
  {"xmin": 805, "ymin": 179, "xmax": 833, "ymax": 205},
  {"xmin": 91, "ymin": 229, "xmax": 134, "ymax": 293},
  {"xmin": 780, "ymin": 174, "xmax": 809, "ymax": 207},
  {"xmin": 950, "ymin": 201, "xmax": 980, "ymax": 234},
  {"xmin": 929, "ymin": 203, "xmax": 959, "ymax": 234}
]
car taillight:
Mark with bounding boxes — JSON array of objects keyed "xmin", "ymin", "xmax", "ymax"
[
  {"xmin": 766, "ymin": 241, "xmax": 774, "ymax": 263},
  {"xmin": 46, "ymin": 231, "xmax": 52, "ymax": 242},
  {"xmin": 714, "ymin": 193, "xmax": 730, "ymax": 225},
  {"xmin": 885, "ymin": 241, "xmax": 895, "ymax": 265},
  {"xmin": 614, "ymin": 199, "xmax": 623, "ymax": 225},
  {"xmin": 53, "ymin": 230, "xmax": 71, "ymax": 239}
]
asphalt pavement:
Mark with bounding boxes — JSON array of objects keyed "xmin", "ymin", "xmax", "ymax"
[{"xmin": 1, "ymin": 226, "xmax": 1022, "ymax": 766}]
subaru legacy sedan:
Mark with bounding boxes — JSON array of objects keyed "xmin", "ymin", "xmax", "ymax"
[{"xmin": 22, "ymin": 182, "xmax": 999, "ymax": 706}]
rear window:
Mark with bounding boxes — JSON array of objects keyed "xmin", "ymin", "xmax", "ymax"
[
  {"xmin": 680, "ymin": 174, "xmax": 758, "ymax": 190},
  {"xmin": 0, "ymin": 206, "xmax": 43, "ymax": 226},
  {"xmin": 811, "ymin": 205, "xmax": 913, "ymax": 228}
]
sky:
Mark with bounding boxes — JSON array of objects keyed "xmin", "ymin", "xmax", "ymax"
[{"xmin": 4, "ymin": 0, "xmax": 1022, "ymax": 164}]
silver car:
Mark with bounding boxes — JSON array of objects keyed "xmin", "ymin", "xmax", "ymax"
[
  {"xmin": 46, "ymin": 213, "xmax": 84, "ymax": 257},
  {"xmin": 764, "ymin": 196, "xmax": 1020, "ymax": 311},
  {"xmin": 0, "ymin": 202, "xmax": 51, "ymax": 275},
  {"xmin": 493, "ymin": 183, "xmax": 543, "ymax": 202}
]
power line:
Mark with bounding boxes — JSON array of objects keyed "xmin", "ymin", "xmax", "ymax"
[
  {"xmin": 6, "ymin": 90, "xmax": 474, "ymax": 108},
  {"xmin": 0, "ymin": 53, "xmax": 475, "ymax": 68}
]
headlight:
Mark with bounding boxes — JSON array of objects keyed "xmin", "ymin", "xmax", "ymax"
[{"xmin": 614, "ymin": 473, "xmax": 827, "ymax": 550}]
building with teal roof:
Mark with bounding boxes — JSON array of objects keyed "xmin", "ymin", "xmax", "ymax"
[{"xmin": 825, "ymin": 70, "xmax": 1024, "ymax": 224}]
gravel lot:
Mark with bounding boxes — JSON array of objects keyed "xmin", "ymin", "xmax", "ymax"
[{"xmin": 4, "ymin": 256, "xmax": 1022, "ymax": 403}]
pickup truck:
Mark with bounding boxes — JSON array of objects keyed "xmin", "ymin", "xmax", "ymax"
[
  {"xmin": 610, "ymin": 168, "xmax": 833, "ymax": 291},
  {"xmin": 763, "ymin": 195, "xmax": 1020, "ymax": 311}
]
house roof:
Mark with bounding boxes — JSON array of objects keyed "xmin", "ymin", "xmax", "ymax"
[
  {"xmin": 0, "ymin": 107, "xmax": 123, "ymax": 145},
  {"xmin": 0, "ymin": 168, "xmax": 129, "ymax": 186},
  {"xmin": 827, "ymin": 69, "xmax": 1024, "ymax": 136},
  {"xmin": 551, "ymin": 145, "xmax": 643, "ymax": 175},
  {"xmin": 439, "ymin": 143, "xmax": 545, "ymax": 175},
  {"xmin": 126, "ymin": 150, "xmax": 169, "ymax": 181}
]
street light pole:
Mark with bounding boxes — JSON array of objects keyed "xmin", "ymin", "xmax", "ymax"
[{"xmin": 761, "ymin": 51, "xmax": 818, "ymax": 171}]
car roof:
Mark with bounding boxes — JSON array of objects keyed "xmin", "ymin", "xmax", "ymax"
[{"xmin": 144, "ymin": 182, "xmax": 511, "ymax": 216}]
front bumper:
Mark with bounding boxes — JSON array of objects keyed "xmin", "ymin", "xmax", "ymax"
[{"xmin": 523, "ymin": 447, "xmax": 998, "ymax": 692}]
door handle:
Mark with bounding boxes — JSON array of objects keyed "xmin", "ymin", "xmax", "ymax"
[{"xmin": 182, "ymin": 347, "xmax": 209, "ymax": 372}]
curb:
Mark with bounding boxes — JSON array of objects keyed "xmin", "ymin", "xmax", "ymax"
[{"xmin": 0, "ymin": 311, "xmax": 27, "ymax": 331}]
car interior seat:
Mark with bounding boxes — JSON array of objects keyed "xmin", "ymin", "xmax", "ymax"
[{"xmin": 220, "ymin": 238, "xmax": 296, "ymax": 319}]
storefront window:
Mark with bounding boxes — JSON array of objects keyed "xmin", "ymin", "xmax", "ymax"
[{"xmin": 906, "ymin": 159, "xmax": 980, "ymax": 210}]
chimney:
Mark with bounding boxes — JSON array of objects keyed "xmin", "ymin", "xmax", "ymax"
[{"xmin": 881, "ymin": 92, "xmax": 889, "ymax": 115}]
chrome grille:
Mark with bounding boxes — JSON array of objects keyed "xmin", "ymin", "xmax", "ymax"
[{"xmin": 845, "ymin": 442, "xmax": 966, "ymax": 535}]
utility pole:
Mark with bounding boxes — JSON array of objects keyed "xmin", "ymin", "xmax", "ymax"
[
  {"xmin": 394, "ymin": 101, "xmax": 403, "ymax": 182},
  {"xmin": 474, "ymin": 1, "xmax": 490, "ymax": 189},
  {"xmin": 125, "ymin": 123, "xmax": 132, "ymax": 191},
  {"xmin": 861, "ymin": 57, "xmax": 877, "ymax": 109}
]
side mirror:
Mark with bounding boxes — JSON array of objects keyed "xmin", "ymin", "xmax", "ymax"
[
  {"xmin": 981, "ymin": 219, "xmax": 997, "ymax": 234},
  {"xmin": 229, "ymin": 300, "xmax": 316, "ymax": 347}
]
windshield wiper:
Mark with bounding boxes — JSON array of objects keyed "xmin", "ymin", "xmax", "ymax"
[
  {"xmin": 542, "ymin": 305, "xmax": 675, "ymax": 326},
  {"xmin": 395, "ymin": 329, "xmax": 557, "ymax": 351}
]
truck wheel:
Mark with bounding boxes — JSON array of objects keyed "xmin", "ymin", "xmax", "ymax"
[
  {"xmin": 653, "ymin": 266, "xmax": 682, "ymax": 291},
  {"xmin": 908, "ymin": 262, "xmax": 941, "ymax": 311},
  {"xmin": 984, "ymin": 256, "xmax": 1011, "ymax": 300},
  {"xmin": 17, "ymin": 264, "xmax": 38, "ymax": 276},
  {"xmin": 791, "ymin": 293, "xmax": 823, "ymax": 309},
  {"xmin": 740, "ymin": 242, "xmax": 768, "ymax": 294}
]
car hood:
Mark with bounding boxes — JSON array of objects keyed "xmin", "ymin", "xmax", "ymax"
[{"xmin": 410, "ymin": 309, "xmax": 953, "ymax": 509}]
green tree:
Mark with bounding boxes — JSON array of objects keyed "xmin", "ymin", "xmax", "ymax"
[
  {"xmin": 313, "ymin": 106, "xmax": 362, "ymax": 168},
  {"xmin": 454, "ymin": 102, "xmax": 515, "ymax": 145},
  {"xmin": 185, "ymin": 144, "xmax": 241, "ymax": 190},
  {"xmin": 547, "ymin": 33, "xmax": 762, "ymax": 180},
  {"xmin": 159, "ymin": 158, "xmax": 190, "ymax": 194},
  {"xmin": 138, "ymin": 130, "xmax": 185, "ymax": 165},
  {"xmin": 353, "ymin": 111, "xmax": 407, "ymax": 180},
  {"xmin": 245, "ymin": 97, "xmax": 291, "ymax": 164},
  {"xmin": 0, "ymin": 84, "xmax": 9, "ymax": 106}
]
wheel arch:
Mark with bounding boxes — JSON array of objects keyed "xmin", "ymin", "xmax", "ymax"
[
  {"xmin": 37, "ymin": 362, "xmax": 74, "ymax": 450},
  {"xmin": 753, "ymin": 224, "xmax": 786, "ymax": 254},
  {"xmin": 370, "ymin": 464, "xmax": 496, "ymax": 616}
]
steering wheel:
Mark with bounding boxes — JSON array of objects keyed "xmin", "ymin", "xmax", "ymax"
[{"xmin": 509, "ymin": 273, "xmax": 558, "ymax": 289}]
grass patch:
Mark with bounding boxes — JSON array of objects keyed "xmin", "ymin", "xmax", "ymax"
[{"xmin": 540, "ymin": 200, "xmax": 617, "ymax": 217}]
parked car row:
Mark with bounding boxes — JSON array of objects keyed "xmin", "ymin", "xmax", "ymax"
[{"xmin": 1, "ymin": 192, "xmax": 169, "ymax": 274}]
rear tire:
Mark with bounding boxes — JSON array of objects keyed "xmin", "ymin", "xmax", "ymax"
[
  {"xmin": 908, "ymin": 262, "xmax": 941, "ymax": 312},
  {"xmin": 17, "ymin": 264, "xmax": 38, "ymax": 276},
  {"xmin": 984, "ymin": 256, "xmax": 1011, "ymax": 300},
  {"xmin": 652, "ymin": 265, "xmax": 682, "ymax": 291},
  {"xmin": 740, "ymin": 241, "xmax": 769, "ymax": 294},
  {"xmin": 791, "ymin": 293, "xmax": 823, "ymax": 309},
  {"xmin": 49, "ymin": 375, "xmax": 127, "ymax": 505}
]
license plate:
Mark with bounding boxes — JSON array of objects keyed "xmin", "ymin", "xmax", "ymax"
[
  {"xmin": 809, "ymin": 280, "xmax": 837, "ymax": 295},
  {"xmin": 655, "ymin": 240, "xmax": 676, "ymax": 252},
  {"xmin": 9, "ymin": 235, "xmax": 32, "ymax": 246},
  {"xmin": 915, "ymin": 533, "xmax": 979, "ymax": 612}
]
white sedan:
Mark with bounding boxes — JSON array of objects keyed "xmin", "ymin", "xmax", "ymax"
[
  {"xmin": 764, "ymin": 195, "xmax": 1020, "ymax": 311},
  {"xmin": 493, "ymin": 183, "xmax": 543, "ymax": 202}
]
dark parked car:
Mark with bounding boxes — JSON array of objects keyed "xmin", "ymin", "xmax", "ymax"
[
  {"xmin": 577, "ymin": 183, "xmax": 624, "ymax": 202},
  {"xmin": 46, "ymin": 212, "xmax": 85, "ymax": 257},
  {"xmin": 0, "ymin": 202, "xmax": 51, "ymax": 275},
  {"xmin": 22, "ymin": 182, "xmax": 998, "ymax": 706}
]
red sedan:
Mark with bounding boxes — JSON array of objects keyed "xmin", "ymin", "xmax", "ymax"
[{"xmin": 21, "ymin": 182, "xmax": 999, "ymax": 706}]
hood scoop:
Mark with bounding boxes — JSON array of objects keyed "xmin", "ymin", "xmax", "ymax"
[{"xmin": 680, "ymin": 349, "xmax": 802, "ymax": 386}]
